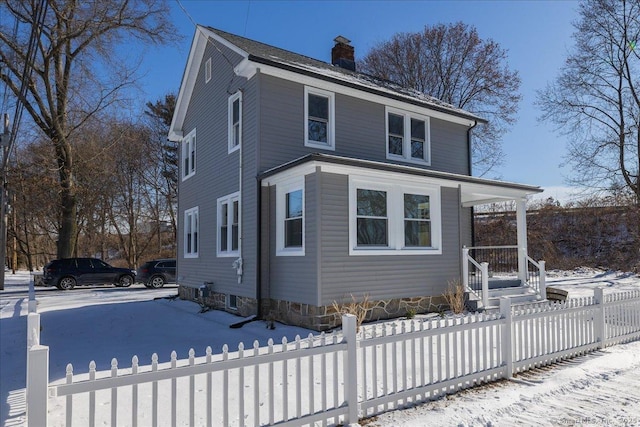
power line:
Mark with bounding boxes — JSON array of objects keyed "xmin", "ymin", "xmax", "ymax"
[{"xmin": 2, "ymin": 0, "xmax": 48, "ymax": 172}]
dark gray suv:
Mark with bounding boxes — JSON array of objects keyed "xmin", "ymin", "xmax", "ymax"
[
  {"xmin": 136, "ymin": 259, "xmax": 176, "ymax": 288},
  {"xmin": 43, "ymin": 258, "xmax": 136, "ymax": 290}
]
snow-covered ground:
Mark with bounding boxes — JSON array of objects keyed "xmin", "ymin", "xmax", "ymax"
[{"xmin": 1, "ymin": 269, "xmax": 639, "ymax": 426}]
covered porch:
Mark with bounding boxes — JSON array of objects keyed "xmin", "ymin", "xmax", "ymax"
[{"xmin": 459, "ymin": 182, "xmax": 545, "ymax": 310}]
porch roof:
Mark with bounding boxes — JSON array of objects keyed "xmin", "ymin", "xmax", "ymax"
[{"xmin": 258, "ymin": 153, "xmax": 543, "ymax": 206}]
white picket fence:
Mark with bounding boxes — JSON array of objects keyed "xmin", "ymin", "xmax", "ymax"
[{"xmin": 26, "ymin": 287, "xmax": 640, "ymax": 427}]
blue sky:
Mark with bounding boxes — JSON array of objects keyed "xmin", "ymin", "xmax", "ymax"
[{"xmin": 140, "ymin": 0, "xmax": 581, "ymax": 201}]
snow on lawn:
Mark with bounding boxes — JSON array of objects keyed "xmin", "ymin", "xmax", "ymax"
[{"xmin": 1, "ymin": 269, "xmax": 639, "ymax": 427}]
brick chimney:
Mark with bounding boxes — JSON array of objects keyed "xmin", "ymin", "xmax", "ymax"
[{"xmin": 331, "ymin": 36, "xmax": 355, "ymax": 71}]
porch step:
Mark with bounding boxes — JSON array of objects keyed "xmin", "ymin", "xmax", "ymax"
[{"xmin": 465, "ymin": 286, "xmax": 541, "ymax": 312}]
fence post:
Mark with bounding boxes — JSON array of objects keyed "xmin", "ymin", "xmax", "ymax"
[
  {"xmin": 28, "ymin": 274, "xmax": 37, "ymax": 313},
  {"xmin": 27, "ymin": 344, "xmax": 49, "ymax": 427},
  {"xmin": 539, "ymin": 260, "xmax": 546, "ymax": 300},
  {"xmin": 481, "ymin": 262, "xmax": 489, "ymax": 308},
  {"xmin": 499, "ymin": 297, "xmax": 513, "ymax": 378},
  {"xmin": 27, "ymin": 312, "xmax": 40, "ymax": 348},
  {"xmin": 462, "ymin": 247, "xmax": 469, "ymax": 289},
  {"xmin": 342, "ymin": 314, "xmax": 361, "ymax": 427},
  {"xmin": 594, "ymin": 287, "xmax": 606, "ymax": 349}
]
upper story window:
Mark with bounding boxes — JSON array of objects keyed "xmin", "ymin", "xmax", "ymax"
[
  {"xmin": 349, "ymin": 177, "xmax": 441, "ymax": 256},
  {"xmin": 205, "ymin": 58, "xmax": 212, "ymax": 83},
  {"xmin": 182, "ymin": 129, "xmax": 196, "ymax": 181},
  {"xmin": 184, "ymin": 207, "xmax": 199, "ymax": 258},
  {"xmin": 217, "ymin": 192, "xmax": 240, "ymax": 257},
  {"xmin": 276, "ymin": 178, "xmax": 305, "ymax": 256},
  {"xmin": 304, "ymin": 86, "xmax": 335, "ymax": 151},
  {"xmin": 228, "ymin": 92, "xmax": 242, "ymax": 153},
  {"xmin": 386, "ymin": 107, "xmax": 430, "ymax": 165}
]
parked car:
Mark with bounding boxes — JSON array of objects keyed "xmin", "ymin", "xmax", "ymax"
[
  {"xmin": 43, "ymin": 258, "xmax": 136, "ymax": 290},
  {"xmin": 136, "ymin": 259, "xmax": 176, "ymax": 288}
]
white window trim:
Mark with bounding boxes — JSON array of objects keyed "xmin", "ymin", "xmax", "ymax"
[
  {"xmin": 304, "ymin": 86, "xmax": 335, "ymax": 151},
  {"xmin": 348, "ymin": 176, "xmax": 441, "ymax": 256},
  {"xmin": 184, "ymin": 206, "xmax": 199, "ymax": 258},
  {"xmin": 181, "ymin": 128, "xmax": 196, "ymax": 181},
  {"xmin": 217, "ymin": 192, "xmax": 240, "ymax": 257},
  {"xmin": 205, "ymin": 57, "xmax": 212, "ymax": 83},
  {"xmin": 276, "ymin": 177, "xmax": 305, "ymax": 256},
  {"xmin": 385, "ymin": 107, "xmax": 431, "ymax": 165},
  {"xmin": 228, "ymin": 92, "xmax": 242, "ymax": 153},
  {"xmin": 227, "ymin": 294, "xmax": 238, "ymax": 310}
]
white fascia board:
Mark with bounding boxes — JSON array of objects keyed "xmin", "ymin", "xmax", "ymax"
[
  {"xmin": 169, "ymin": 26, "xmax": 250, "ymax": 141},
  {"xmin": 255, "ymin": 63, "xmax": 477, "ymax": 127},
  {"xmin": 262, "ymin": 160, "xmax": 540, "ymax": 204},
  {"xmin": 460, "ymin": 185, "xmax": 533, "ymax": 207},
  {"xmin": 261, "ymin": 163, "xmax": 317, "ymax": 187}
]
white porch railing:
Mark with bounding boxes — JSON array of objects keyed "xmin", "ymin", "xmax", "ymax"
[
  {"xmin": 26, "ymin": 289, "xmax": 640, "ymax": 426},
  {"xmin": 525, "ymin": 253, "xmax": 547, "ymax": 300},
  {"xmin": 463, "ymin": 246, "xmax": 547, "ymax": 305},
  {"xmin": 462, "ymin": 247, "xmax": 489, "ymax": 307}
]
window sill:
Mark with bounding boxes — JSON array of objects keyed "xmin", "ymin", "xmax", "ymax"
[
  {"xmin": 217, "ymin": 251, "xmax": 240, "ymax": 258},
  {"xmin": 304, "ymin": 141, "xmax": 335, "ymax": 151},
  {"xmin": 385, "ymin": 155, "xmax": 430, "ymax": 166},
  {"xmin": 184, "ymin": 253, "xmax": 199, "ymax": 259},
  {"xmin": 349, "ymin": 247, "xmax": 441, "ymax": 256},
  {"xmin": 276, "ymin": 247, "xmax": 305, "ymax": 257}
]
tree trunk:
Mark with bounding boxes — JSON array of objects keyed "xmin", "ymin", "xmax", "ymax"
[
  {"xmin": 57, "ymin": 188, "xmax": 77, "ymax": 258},
  {"xmin": 55, "ymin": 136, "xmax": 77, "ymax": 259}
]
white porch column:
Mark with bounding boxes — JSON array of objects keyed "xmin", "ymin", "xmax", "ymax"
[{"xmin": 516, "ymin": 198, "xmax": 528, "ymax": 283}]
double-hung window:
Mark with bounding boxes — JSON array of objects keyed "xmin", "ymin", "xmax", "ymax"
[
  {"xmin": 349, "ymin": 177, "xmax": 440, "ymax": 255},
  {"xmin": 228, "ymin": 92, "xmax": 242, "ymax": 153},
  {"xmin": 276, "ymin": 178, "xmax": 305, "ymax": 256},
  {"xmin": 182, "ymin": 129, "xmax": 196, "ymax": 180},
  {"xmin": 386, "ymin": 107, "xmax": 430, "ymax": 164},
  {"xmin": 285, "ymin": 190, "xmax": 303, "ymax": 248},
  {"xmin": 304, "ymin": 86, "xmax": 335, "ymax": 150},
  {"xmin": 356, "ymin": 189, "xmax": 388, "ymax": 246},
  {"xmin": 218, "ymin": 192, "xmax": 240, "ymax": 257},
  {"xmin": 184, "ymin": 207, "xmax": 199, "ymax": 257},
  {"xmin": 404, "ymin": 194, "xmax": 431, "ymax": 247}
]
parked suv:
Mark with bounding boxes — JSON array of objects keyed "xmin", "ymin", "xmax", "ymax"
[
  {"xmin": 43, "ymin": 258, "xmax": 136, "ymax": 290},
  {"xmin": 136, "ymin": 259, "xmax": 176, "ymax": 288}
]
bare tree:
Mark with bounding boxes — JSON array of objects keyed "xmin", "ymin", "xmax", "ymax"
[
  {"xmin": 144, "ymin": 93, "xmax": 178, "ymax": 245},
  {"xmin": 0, "ymin": 0, "xmax": 179, "ymax": 258},
  {"xmin": 359, "ymin": 22, "xmax": 521, "ymax": 176},
  {"xmin": 538, "ymin": 0, "xmax": 640, "ymax": 206}
]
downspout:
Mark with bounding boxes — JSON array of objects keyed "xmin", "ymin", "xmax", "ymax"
[
  {"xmin": 256, "ymin": 178, "xmax": 262, "ymax": 318},
  {"xmin": 233, "ymin": 90, "xmax": 245, "ymax": 284},
  {"xmin": 467, "ymin": 120, "xmax": 478, "ymax": 247}
]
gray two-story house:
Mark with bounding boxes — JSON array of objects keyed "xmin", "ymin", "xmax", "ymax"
[{"xmin": 169, "ymin": 26, "xmax": 544, "ymax": 331}]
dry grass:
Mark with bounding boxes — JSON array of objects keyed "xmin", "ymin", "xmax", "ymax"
[
  {"xmin": 332, "ymin": 293, "xmax": 371, "ymax": 331},
  {"xmin": 443, "ymin": 279, "xmax": 466, "ymax": 314}
]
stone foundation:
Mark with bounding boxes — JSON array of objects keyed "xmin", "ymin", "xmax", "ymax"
[
  {"xmin": 178, "ymin": 286, "xmax": 258, "ymax": 318},
  {"xmin": 268, "ymin": 295, "xmax": 448, "ymax": 331},
  {"xmin": 178, "ymin": 285, "xmax": 448, "ymax": 331}
]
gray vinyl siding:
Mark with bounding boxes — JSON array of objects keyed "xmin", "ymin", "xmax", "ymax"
[
  {"xmin": 257, "ymin": 75, "xmax": 470, "ymax": 175},
  {"xmin": 430, "ymin": 118, "xmax": 470, "ymax": 175},
  {"xmin": 266, "ymin": 175, "xmax": 318, "ymax": 304},
  {"xmin": 177, "ymin": 40, "xmax": 259, "ymax": 299},
  {"xmin": 460, "ymin": 206, "xmax": 473, "ymax": 248},
  {"xmin": 318, "ymin": 172, "xmax": 462, "ymax": 305}
]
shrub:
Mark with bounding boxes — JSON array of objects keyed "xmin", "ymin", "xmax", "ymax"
[
  {"xmin": 443, "ymin": 279, "xmax": 465, "ymax": 314},
  {"xmin": 332, "ymin": 293, "xmax": 371, "ymax": 331}
]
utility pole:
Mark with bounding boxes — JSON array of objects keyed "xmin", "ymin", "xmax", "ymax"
[{"xmin": 0, "ymin": 113, "xmax": 10, "ymax": 290}]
